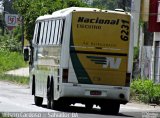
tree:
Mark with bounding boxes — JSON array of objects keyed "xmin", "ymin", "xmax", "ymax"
[
  {"xmin": 64, "ymin": 0, "xmax": 87, "ymax": 7},
  {"xmin": 89, "ymin": 0, "xmax": 131, "ymax": 11},
  {"xmin": 117, "ymin": 0, "xmax": 131, "ymax": 11},
  {"xmin": 3, "ymin": 0, "xmax": 17, "ymax": 14},
  {"xmin": 13, "ymin": 0, "xmax": 87, "ymax": 41},
  {"xmin": 91, "ymin": 0, "xmax": 118, "ymax": 10}
]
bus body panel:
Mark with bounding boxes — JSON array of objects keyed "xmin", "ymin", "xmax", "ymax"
[
  {"xmin": 68, "ymin": 11, "xmax": 132, "ymax": 86},
  {"xmin": 60, "ymin": 83, "xmax": 130, "ymax": 103},
  {"xmin": 69, "ymin": 53, "xmax": 128, "ymax": 86},
  {"xmin": 71, "ymin": 12, "xmax": 131, "ymax": 54}
]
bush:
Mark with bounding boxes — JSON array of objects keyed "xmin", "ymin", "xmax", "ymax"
[
  {"xmin": 131, "ymin": 78, "xmax": 160, "ymax": 104},
  {"xmin": 0, "ymin": 26, "xmax": 26, "ymax": 73},
  {"xmin": 0, "ymin": 26, "xmax": 22, "ymax": 52},
  {"xmin": 0, "ymin": 50, "xmax": 27, "ymax": 73}
]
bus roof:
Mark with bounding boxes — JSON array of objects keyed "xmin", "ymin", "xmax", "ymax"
[{"xmin": 36, "ymin": 7, "xmax": 130, "ymax": 21}]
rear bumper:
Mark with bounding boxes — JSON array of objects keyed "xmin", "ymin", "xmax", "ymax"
[{"xmin": 60, "ymin": 83, "xmax": 130, "ymax": 104}]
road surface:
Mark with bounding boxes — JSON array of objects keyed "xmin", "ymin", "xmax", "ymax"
[{"xmin": 0, "ymin": 81, "xmax": 160, "ymax": 118}]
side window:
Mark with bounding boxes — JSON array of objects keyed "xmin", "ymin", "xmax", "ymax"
[
  {"xmin": 53, "ymin": 20, "xmax": 60, "ymax": 45},
  {"xmin": 50, "ymin": 20, "xmax": 55, "ymax": 44},
  {"xmin": 57, "ymin": 20, "xmax": 63, "ymax": 45},
  {"xmin": 48, "ymin": 19, "xmax": 65, "ymax": 45},
  {"xmin": 60, "ymin": 20, "xmax": 65, "ymax": 44},
  {"xmin": 36, "ymin": 22, "xmax": 41, "ymax": 44},
  {"xmin": 32, "ymin": 23, "xmax": 38, "ymax": 44},
  {"xmin": 46, "ymin": 21, "xmax": 52, "ymax": 44},
  {"xmin": 39, "ymin": 22, "xmax": 45, "ymax": 45},
  {"xmin": 35, "ymin": 19, "xmax": 65, "ymax": 45},
  {"xmin": 42, "ymin": 21, "xmax": 48, "ymax": 45}
]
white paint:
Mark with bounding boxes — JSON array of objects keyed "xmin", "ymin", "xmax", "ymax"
[{"xmin": 103, "ymin": 57, "xmax": 121, "ymax": 69}]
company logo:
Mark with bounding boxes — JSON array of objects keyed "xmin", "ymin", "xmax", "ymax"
[
  {"xmin": 78, "ymin": 17, "xmax": 119, "ymax": 25},
  {"xmin": 8, "ymin": 16, "xmax": 16, "ymax": 25},
  {"xmin": 87, "ymin": 56, "xmax": 121, "ymax": 69},
  {"xmin": 5, "ymin": 14, "xmax": 22, "ymax": 27}
]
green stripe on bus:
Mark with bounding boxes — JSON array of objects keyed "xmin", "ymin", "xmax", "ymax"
[{"xmin": 70, "ymin": 28, "xmax": 92, "ymax": 84}]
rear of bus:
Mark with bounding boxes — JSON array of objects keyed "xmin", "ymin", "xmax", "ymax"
[{"xmin": 61, "ymin": 10, "xmax": 133, "ymax": 110}]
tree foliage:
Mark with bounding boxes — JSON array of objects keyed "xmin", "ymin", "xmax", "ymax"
[
  {"xmin": 64, "ymin": 0, "xmax": 87, "ymax": 7},
  {"xmin": 13, "ymin": 0, "xmax": 87, "ymax": 41},
  {"xmin": 13, "ymin": 0, "xmax": 131, "ymax": 41},
  {"xmin": 3, "ymin": 0, "xmax": 17, "ymax": 14},
  {"xmin": 90, "ymin": 0, "xmax": 130, "ymax": 11},
  {"xmin": 92, "ymin": 0, "xmax": 118, "ymax": 10},
  {"xmin": 13, "ymin": 0, "xmax": 62, "ymax": 41}
]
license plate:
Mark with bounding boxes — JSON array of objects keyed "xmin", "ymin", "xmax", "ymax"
[{"xmin": 90, "ymin": 90, "xmax": 102, "ymax": 95}]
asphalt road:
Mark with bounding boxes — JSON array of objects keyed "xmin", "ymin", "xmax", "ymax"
[{"xmin": 0, "ymin": 81, "xmax": 160, "ymax": 118}]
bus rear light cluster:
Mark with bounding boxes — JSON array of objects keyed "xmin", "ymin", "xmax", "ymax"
[
  {"xmin": 62, "ymin": 69, "xmax": 69, "ymax": 83},
  {"xmin": 125, "ymin": 73, "xmax": 131, "ymax": 87}
]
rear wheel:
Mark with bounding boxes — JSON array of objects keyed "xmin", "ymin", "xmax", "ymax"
[
  {"xmin": 51, "ymin": 99, "xmax": 59, "ymax": 110},
  {"xmin": 100, "ymin": 102, "xmax": 120, "ymax": 115},
  {"xmin": 47, "ymin": 87, "xmax": 51, "ymax": 109},
  {"xmin": 85, "ymin": 103, "xmax": 93, "ymax": 111},
  {"xmin": 47, "ymin": 77, "xmax": 51, "ymax": 109},
  {"xmin": 32, "ymin": 76, "xmax": 35, "ymax": 95},
  {"xmin": 48, "ymin": 77, "xmax": 58, "ymax": 110},
  {"xmin": 34, "ymin": 96, "xmax": 43, "ymax": 106}
]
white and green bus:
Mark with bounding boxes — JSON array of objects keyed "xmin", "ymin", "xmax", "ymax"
[{"xmin": 24, "ymin": 7, "xmax": 134, "ymax": 114}]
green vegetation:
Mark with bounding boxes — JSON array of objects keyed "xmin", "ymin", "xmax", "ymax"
[
  {"xmin": 131, "ymin": 78, "xmax": 160, "ymax": 105},
  {"xmin": 0, "ymin": 113, "xmax": 11, "ymax": 118},
  {"xmin": 0, "ymin": 26, "xmax": 22, "ymax": 52},
  {"xmin": 0, "ymin": 113, "xmax": 12, "ymax": 118},
  {"xmin": 12, "ymin": 0, "xmax": 131, "ymax": 41},
  {"xmin": 0, "ymin": 24, "xmax": 28, "ymax": 84},
  {"xmin": 13, "ymin": 0, "xmax": 88, "ymax": 41},
  {"xmin": 0, "ymin": 114, "xmax": 5, "ymax": 118},
  {"xmin": 0, "ymin": 50, "xmax": 26, "ymax": 73},
  {"xmin": 0, "ymin": 113, "xmax": 3, "ymax": 118},
  {"xmin": 0, "ymin": 25, "xmax": 26, "ymax": 73},
  {"xmin": 90, "ymin": 0, "xmax": 131, "ymax": 11}
]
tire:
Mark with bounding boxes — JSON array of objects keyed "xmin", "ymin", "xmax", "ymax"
[
  {"xmin": 32, "ymin": 76, "xmax": 35, "ymax": 95},
  {"xmin": 49, "ymin": 77, "xmax": 57, "ymax": 110},
  {"xmin": 101, "ymin": 102, "xmax": 120, "ymax": 115},
  {"xmin": 51, "ymin": 99, "xmax": 58, "ymax": 110},
  {"xmin": 47, "ymin": 77, "xmax": 51, "ymax": 109},
  {"xmin": 34, "ymin": 96, "xmax": 43, "ymax": 106},
  {"xmin": 49, "ymin": 77, "xmax": 65, "ymax": 110},
  {"xmin": 47, "ymin": 87, "xmax": 51, "ymax": 109},
  {"xmin": 85, "ymin": 103, "xmax": 93, "ymax": 111}
]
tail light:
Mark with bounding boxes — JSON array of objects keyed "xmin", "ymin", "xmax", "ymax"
[
  {"xmin": 62, "ymin": 69, "xmax": 68, "ymax": 83},
  {"xmin": 125, "ymin": 73, "xmax": 131, "ymax": 86}
]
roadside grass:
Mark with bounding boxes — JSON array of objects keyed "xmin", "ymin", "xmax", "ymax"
[
  {"xmin": 0, "ymin": 50, "xmax": 27, "ymax": 73},
  {"xmin": 0, "ymin": 74, "xmax": 29, "ymax": 85},
  {"xmin": 0, "ymin": 113, "xmax": 12, "ymax": 118},
  {"xmin": 0, "ymin": 49, "xmax": 29, "ymax": 85},
  {"xmin": 0, "ymin": 113, "xmax": 3, "ymax": 118},
  {"xmin": 130, "ymin": 78, "xmax": 160, "ymax": 105}
]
